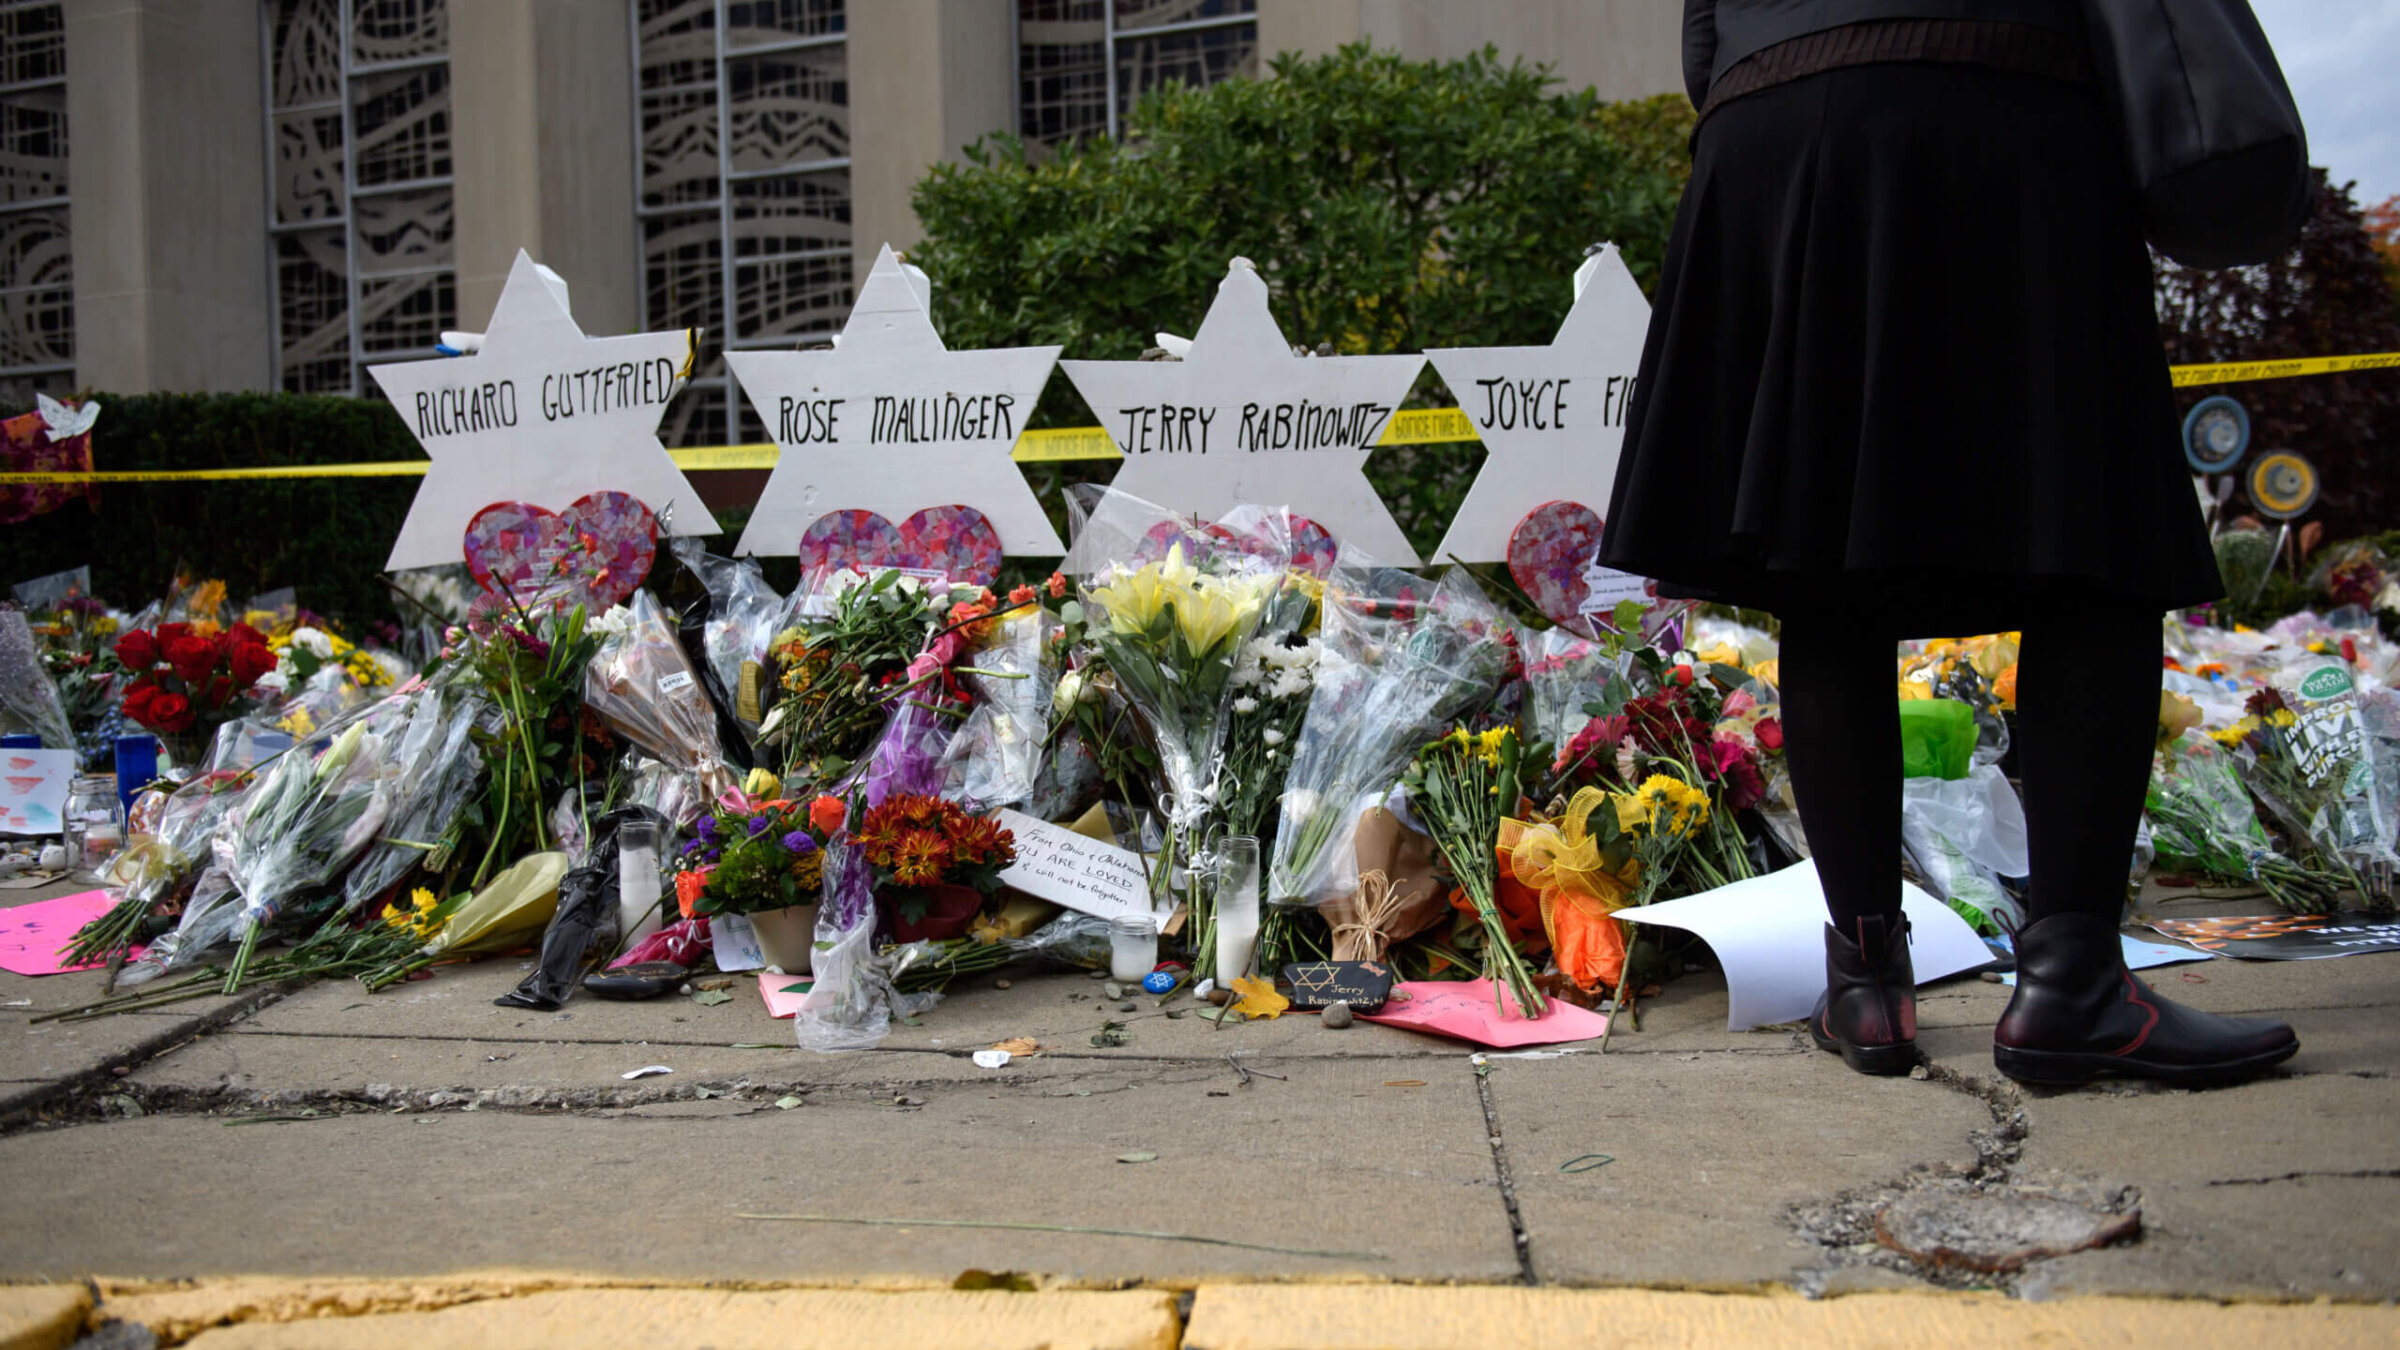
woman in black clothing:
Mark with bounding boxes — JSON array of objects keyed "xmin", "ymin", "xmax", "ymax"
[{"xmin": 1604, "ymin": 0, "xmax": 2300, "ymax": 1084}]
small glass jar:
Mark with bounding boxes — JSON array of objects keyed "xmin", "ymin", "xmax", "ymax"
[
  {"xmin": 1108, "ymin": 914, "xmax": 1159, "ymax": 983},
  {"xmin": 66, "ymin": 773, "xmax": 126, "ymax": 872}
]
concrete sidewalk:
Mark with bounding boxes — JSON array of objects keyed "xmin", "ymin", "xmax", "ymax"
[{"xmin": 1, "ymin": 878, "xmax": 2395, "ymax": 1340}]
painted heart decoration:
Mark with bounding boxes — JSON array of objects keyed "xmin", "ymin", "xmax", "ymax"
[
  {"xmin": 1508, "ymin": 500, "xmax": 1609, "ymax": 638},
  {"xmin": 462, "ymin": 490, "xmax": 658, "ymax": 611},
  {"xmin": 1509, "ymin": 501, "xmax": 1663, "ymax": 639},
  {"xmin": 797, "ymin": 505, "xmax": 1005, "ymax": 587},
  {"xmin": 1129, "ymin": 512, "xmax": 1339, "ymax": 579}
]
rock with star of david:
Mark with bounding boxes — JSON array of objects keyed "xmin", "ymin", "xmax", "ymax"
[
  {"xmin": 1059, "ymin": 259, "xmax": 1427, "ymax": 567},
  {"xmin": 1426, "ymin": 245, "xmax": 1653, "ymax": 564},
  {"xmin": 727, "ymin": 245, "xmax": 1066, "ymax": 558},
  {"xmin": 373, "ymin": 250, "xmax": 720, "ymax": 571}
]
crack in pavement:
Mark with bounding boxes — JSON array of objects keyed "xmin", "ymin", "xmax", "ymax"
[
  {"xmin": 2206, "ymin": 1168, "xmax": 2400, "ymax": 1187},
  {"xmin": 1469, "ymin": 1055, "xmax": 1539, "ymax": 1286}
]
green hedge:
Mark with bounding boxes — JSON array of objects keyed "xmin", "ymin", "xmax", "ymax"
[{"xmin": 1, "ymin": 392, "xmax": 427, "ymax": 625}]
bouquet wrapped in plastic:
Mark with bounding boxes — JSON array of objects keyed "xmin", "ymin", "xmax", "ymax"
[
  {"xmin": 0, "ymin": 606, "xmax": 74, "ymax": 751},
  {"xmin": 220, "ymin": 710, "xmax": 402, "ymax": 989},
  {"xmin": 940, "ymin": 599, "xmax": 1050, "ymax": 811},
  {"xmin": 1069, "ymin": 487, "xmax": 1285, "ymax": 918},
  {"xmin": 584, "ymin": 590, "xmax": 735, "ymax": 803},
  {"xmin": 670, "ymin": 538, "xmax": 788, "ymax": 751},
  {"xmin": 1271, "ymin": 551, "xmax": 1512, "ymax": 908},
  {"xmin": 2147, "ymin": 732, "xmax": 2342, "ymax": 912},
  {"xmin": 66, "ymin": 766, "xmax": 255, "ymax": 971},
  {"xmin": 340, "ymin": 684, "xmax": 486, "ymax": 913}
]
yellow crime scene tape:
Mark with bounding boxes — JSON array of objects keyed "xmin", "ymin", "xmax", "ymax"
[{"xmin": 0, "ymin": 352, "xmax": 2388, "ymax": 484}]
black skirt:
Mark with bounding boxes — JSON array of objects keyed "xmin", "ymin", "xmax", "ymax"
[{"xmin": 1600, "ymin": 61, "xmax": 2222, "ymax": 634}]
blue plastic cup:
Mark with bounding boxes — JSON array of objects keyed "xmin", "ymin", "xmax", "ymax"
[{"xmin": 114, "ymin": 733, "xmax": 159, "ymax": 815}]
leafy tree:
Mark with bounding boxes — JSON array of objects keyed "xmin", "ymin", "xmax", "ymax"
[
  {"xmin": 2157, "ymin": 171, "xmax": 2400, "ymax": 541},
  {"xmin": 2364, "ymin": 193, "xmax": 2400, "ymax": 309},
  {"xmin": 910, "ymin": 44, "xmax": 1694, "ymax": 558}
]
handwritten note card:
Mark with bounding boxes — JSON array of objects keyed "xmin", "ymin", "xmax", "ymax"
[
  {"xmin": 995, "ymin": 808, "xmax": 1151, "ymax": 922},
  {"xmin": 0, "ymin": 748, "xmax": 74, "ymax": 835}
]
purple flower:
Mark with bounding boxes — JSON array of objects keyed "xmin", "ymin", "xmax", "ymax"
[
  {"xmin": 781, "ymin": 830, "xmax": 817, "ymax": 855},
  {"xmin": 680, "ymin": 837, "xmax": 704, "ymax": 858},
  {"xmin": 746, "ymin": 814, "xmax": 774, "ymax": 837},
  {"xmin": 693, "ymin": 815, "xmax": 717, "ymax": 840}
]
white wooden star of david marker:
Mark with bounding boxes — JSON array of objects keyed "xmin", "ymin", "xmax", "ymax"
[
  {"xmin": 1427, "ymin": 245, "xmax": 1653, "ymax": 564},
  {"xmin": 727, "ymin": 245, "xmax": 1066, "ymax": 557},
  {"xmin": 372, "ymin": 250, "xmax": 719, "ymax": 571},
  {"xmin": 1059, "ymin": 259, "xmax": 1427, "ymax": 567}
]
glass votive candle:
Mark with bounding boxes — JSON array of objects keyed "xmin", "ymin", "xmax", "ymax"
[{"xmin": 1108, "ymin": 914, "xmax": 1159, "ymax": 982}]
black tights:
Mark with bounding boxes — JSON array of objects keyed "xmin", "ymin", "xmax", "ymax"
[{"xmin": 1777, "ymin": 608, "xmax": 2161, "ymax": 929}]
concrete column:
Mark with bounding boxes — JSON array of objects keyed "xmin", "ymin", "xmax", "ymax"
[
  {"xmin": 1260, "ymin": 0, "xmax": 1681, "ymax": 105},
  {"xmin": 450, "ymin": 0, "xmax": 637, "ymax": 334},
  {"xmin": 64, "ymin": 0, "xmax": 271, "ymax": 393},
  {"xmin": 1257, "ymin": 0, "xmax": 1362, "ymax": 62},
  {"xmin": 845, "ymin": 0, "xmax": 1016, "ymax": 275}
]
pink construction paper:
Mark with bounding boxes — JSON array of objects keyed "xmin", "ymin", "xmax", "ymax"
[
  {"xmin": 758, "ymin": 972, "xmax": 816, "ymax": 1019},
  {"xmin": 1357, "ymin": 979, "xmax": 1609, "ymax": 1048},
  {"xmin": 0, "ymin": 889, "xmax": 141, "ymax": 976}
]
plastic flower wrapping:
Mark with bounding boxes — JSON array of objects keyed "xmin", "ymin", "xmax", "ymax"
[
  {"xmin": 1269, "ymin": 551, "xmax": 1512, "ymax": 910},
  {"xmin": 42, "ymin": 426, "xmax": 2400, "ymax": 1062}
]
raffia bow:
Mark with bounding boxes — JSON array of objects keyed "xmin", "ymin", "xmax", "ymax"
[
  {"xmin": 1330, "ymin": 869, "xmax": 1409, "ymax": 962},
  {"xmin": 1508, "ymin": 788, "xmax": 1632, "ymax": 953}
]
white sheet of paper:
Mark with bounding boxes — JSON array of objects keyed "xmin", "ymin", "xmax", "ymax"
[
  {"xmin": 0, "ymin": 748, "xmax": 75, "ymax": 835},
  {"xmin": 994, "ymin": 808, "xmax": 1151, "ymax": 922},
  {"xmin": 711, "ymin": 911, "xmax": 765, "ymax": 972},
  {"xmin": 1617, "ymin": 860, "xmax": 1993, "ymax": 1030}
]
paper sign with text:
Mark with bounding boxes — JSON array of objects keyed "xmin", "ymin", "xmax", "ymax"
[
  {"xmin": 0, "ymin": 747, "xmax": 73, "ymax": 835},
  {"xmin": 995, "ymin": 808, "xmax": 1152, "ymax": 922}
]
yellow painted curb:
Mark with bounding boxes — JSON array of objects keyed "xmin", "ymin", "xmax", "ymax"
[
  {"xmin": 0, "ymin": 1285, "xmax": 90, "ymax": 1350},
  {"xmin": 1181, "ymin": 1286, "xmax": 2399, "ymax": 1350},
  {"xmin": 169, "ymin": 1288, "xmax": 1179, "ymax": 1350}
]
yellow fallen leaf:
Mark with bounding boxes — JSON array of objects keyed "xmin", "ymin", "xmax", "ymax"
[
  {"xmin": 990, "ymin": 1037, "xmax": 1042, "ymax": 1057},
  {"xmin": 1229, "ymin": 976, "xmax": 1289, "ymax": 1021}
]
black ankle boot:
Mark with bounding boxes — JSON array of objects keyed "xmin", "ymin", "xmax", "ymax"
[
  {"xmin": 1810, "ymin": 912, "xmax": 1917, "ymax": 1075},
  {"xmin": 1995, "ymin": 912, "xmax": 2298, "ymax": 1086}
]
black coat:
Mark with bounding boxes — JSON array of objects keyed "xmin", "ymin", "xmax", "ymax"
[{"xmin": 1682, "ymin": 0, "xmax": 2084, "ymax": 105}]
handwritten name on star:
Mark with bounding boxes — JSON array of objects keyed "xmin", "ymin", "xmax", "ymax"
[
  {"xmin": 1466, "ymin": 375, "xmax": 1638, "ymax": 433},
  {"xmin": 1111, "ymin": 399, "xmax": 1396, "ymax": 455},
  {"xmin": 410, "ymin": 357, "xmax": 683, "ymax": 439}
]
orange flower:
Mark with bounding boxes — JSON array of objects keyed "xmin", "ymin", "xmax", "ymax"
[
  {"xmin": 1008, "ymin": 583, "xmax": 1038, "ymax": 607},
  {"xmin": 808, "ymin": 794, "xmax": 847, "ymax": 835},
  {"xmin": 891, "ymin": 828, "xmax": 952, "ymax": 886},
  {"xmin": 1045, "ymin": 572, "xmax": 1067, "ymax": 599},
  {"xmin": 948, "ymin": 601, "xmax": 997, "ymax": 645},
  {"xmin": 675, "ymin": 868, "xmax": 711, "ymax": 920}
]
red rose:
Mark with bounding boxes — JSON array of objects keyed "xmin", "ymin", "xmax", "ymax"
[
  {"xmin": 1756, "ymin": 718, "xmax": 1784, "ymax": 752},
  {"xmin": 115, "ymin": 629, "xmax": 158, "ymax": 669},
  {"xmin": 165, "ymin": 634, "xmax": 221, "ymax": 685},
  {"xmin": 1668, "ymin": 665, "xmax": 1695, "ymax": 687},
  {"xmin": 228, "ymin": 641, "xmax": 277, "ymax": 688},
  {"xmin": 146, "ymin": 692, "xmax": 195, "ymax": 733},
  {"xmin": 156, "ymin": 622, "xmax": 191, "ymax": 644},
  {"xmin": 121, "ymin": 681, "xmax": 159, "ymax": 726},
  {"xmin": 231, "ymin": 623, "xmax": 266, "ymax": 647}
]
